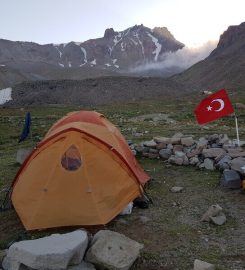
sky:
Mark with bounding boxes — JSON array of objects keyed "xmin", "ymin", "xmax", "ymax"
[{"xmin": 1, "ymin": 0, "xmax": 244, "ymax": 47}]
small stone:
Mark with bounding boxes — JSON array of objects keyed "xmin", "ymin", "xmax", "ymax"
[
  {"xmin": 138, "ymin": 216, "xmax": 151, "ymax": 224},
  {"xmin": 194, "ymin": 259, "xmax": 215, "ymax": 270},
  {"xmin": 201, "ymin": 204, "xmax": 223, "ymax": 222},
  {"xmin": 189, "ymin": 157, "xmax": 199, "ymax": 165},
  {"xmin": 16, "ymin": 149, "xmax": 32, "ymax": 165},
  {"xmin": 156, "ymin": 142, "xmax": 167, "ymax": 150},
  {"xmin": 174, "ymin": 151, "xmax": 185, "ymax": 158},
  {"xmin": 170, "ymin": 186, "xmax": 184, "ymax": 193},
  {"xmin": 210, "ymin": 214, "xmax": 226, "ymax": 225}
]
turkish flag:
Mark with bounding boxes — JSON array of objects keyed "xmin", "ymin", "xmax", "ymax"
[{"xmin": 194, "ymin": 89, "xmax": 234, "ymax": 125}]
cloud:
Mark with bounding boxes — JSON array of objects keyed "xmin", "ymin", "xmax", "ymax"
[{"xmin": 130, "ymin": 40, "xmax": 218, "ymax": 75}]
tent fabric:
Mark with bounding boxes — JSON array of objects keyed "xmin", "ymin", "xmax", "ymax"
[{"xmin": 11, "ymin": 111, "xmax": 150, "ymax": 230}]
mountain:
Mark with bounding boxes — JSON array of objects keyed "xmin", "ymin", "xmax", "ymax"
[
  {"xmin": 0, "ymin": 25, "xmax": 184, "ymax": 88},
  {"xmin": 173, "ymin": 22, "xmax": 245, "ymax": 91}
]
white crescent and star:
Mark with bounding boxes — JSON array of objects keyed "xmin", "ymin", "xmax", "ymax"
[{"xmin": 206, "ymin": 99, "xmax": 225, "ymax": 112}]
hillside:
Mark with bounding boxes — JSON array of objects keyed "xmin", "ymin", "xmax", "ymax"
[
  {"xmin": 6, "ymin": 76, "xmax": 189, "ymax": 106},
  {"xmin": 173, "ymin": 22, "xmax": 245, "ymax": 91}
]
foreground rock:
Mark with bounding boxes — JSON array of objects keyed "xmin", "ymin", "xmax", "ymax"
[
  {"xmin": 3, "ymin": 230, "xmax": 88, "ymax": 270},
  {"xmin": 85, "ymin": 230, "xmax": 143, "ymax": 270},
  {"xmin": 201, "ymin": 204, "xmax": 223, "ymax": 222},
  {"xmin": 194, "ymin": 259, "xmax": 215, "ymax": 270},
  {"xmin": 68, "ymin": 262, "xmax": 96, "ymax": 270}
]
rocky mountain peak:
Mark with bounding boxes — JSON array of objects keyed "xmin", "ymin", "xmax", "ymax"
[
  {"xmin": 104, "ymin": 28, "xmax": 117, "ymax": 39},
  {"xmin": 153, "ymin": 27, "xmax": 176, "ymax": 41}
]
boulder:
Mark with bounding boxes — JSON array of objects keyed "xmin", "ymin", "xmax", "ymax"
[
  {"xmin": 180, "ymin": 137, "xmax": 194, "ymax": 146},
  {"xmin": 174, "ymin": 151, "xmax": 185, "ymax": 158},
  {"xmin": 221, "ymin": 169, "xmax": 242, "ymax": 189},
  {"xmin": 227, "ymin": 149, "xmax": 245, "ymax": 158},
  {"xmin": 202, "ymin": 148, "xmax": 226, "ymax": 158},
  {"xmin": 189, "ymin": 157, "xmax": 199, "ymax": 165},
  {"xmin": 153, "ymin": 136, "xmax": 171, "ymax": 144},
  {"xmin": 16, "ymin": 149, "xmax": 32, "ymax": 165},
  {"xmin": 85, "ymin": 230, "xmax": 143, "ymax": 270},
  {"xmin": 194, "ymin": 259, "xmax": 215, "ymax": 270},
  {"xmin": 173, "ymin": 145, "xmax": 184, "ymax": 153},
  {"xmin": 168, "ymin": 156, "xmax": 183, "ymax": 165},
  {"xmin": 230, "ymin": 157, "xmax": 245, "ymax": 175},
  {"xmin": 159, "ymin": 149, "xmax": 172, "ymax": 160},
  {"xmin": 2, "ymin": 230, "xmax": 88, "ymax": 270},
  {"xmin": 143, "ymin": 140, "xmax": 157, "ymax": 148},
  {"xmin": 155, "ymin": 142, "xmax": 167, "ymax": 150},
  {"xmin": 216, "ymin": 155, "xmax": 231, "ymax": 170},
  {"xmin": 204, "ymin": 158, "xmax": 214, "ymax": 170},
  {"xmin": 187, "ymin": 149, "xmax": 201, "ymax": 158},
  {"xmin": 196, "ymin": 138, "xmax": 208, "ymax": 149}
]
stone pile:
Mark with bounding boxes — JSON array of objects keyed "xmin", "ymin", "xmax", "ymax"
[{"xmin": 130, "ymin": 133, "xmax": 245, "ymax": 177}]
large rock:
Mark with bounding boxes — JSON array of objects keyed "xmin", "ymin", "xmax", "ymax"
[
  {"xmin": 153, "ymin": 136, "xmax": 171, "ymax": 144},
  {"xmin": 216, "ymin": 155, "xmax": 231, "ymax": 170},
  {"xmin": 16, "ymin": 149, "xmax": 32, "ymax": 165},
  {"xmin": 202, "ymin": 148, "xmax": 226, "ymax": 158},
  {"xmin": 194, "ymin": 259, "xmax": 215, "ymax": 270},
  {"xmin": 227, "ymin": 149, "xmax": 245, "ymax": 158},
  {"xmin": 180, "ymin": 137, "xmax": 194, "ymax": 147},
  {"xmin": 85, "ymin": 230, "xmax": 143, "ymax": 270},
  {"xmin": 230, "ymin": 157, "xmax": 245, "ymax": 175},
  {"xmin": 3, "ymin": 230, "xmax": 88, "ymax": 270},
  {"xmin": 204, "ymin": 158, "xmax": 214, "ymax": 170},
  {"xmin": 159, "ymin": 149, "xmax": 172, "ymax": 160}
]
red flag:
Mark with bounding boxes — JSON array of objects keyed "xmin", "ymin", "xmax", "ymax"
[{"xmin": 194, "ymin": 89, "xmax": 234, "ymax": 125}]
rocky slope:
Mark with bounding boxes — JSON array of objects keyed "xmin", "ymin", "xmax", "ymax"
[
  {"xmin": 0, "ymin": 25, "xmax": 184, "ymax": 87},
  {"xmin": 6, "ymin": 77, "xmax": 189, "ymax": 106},
  {"xmin": 174, "ymin": 22, "xmax": 245, "ymax": 90}
]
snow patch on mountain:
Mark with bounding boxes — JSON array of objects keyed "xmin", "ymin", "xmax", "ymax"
[
  {"xmin": 128, "ymin": 37, "xmax": 138, "ymax": 46},
  {"xmin": 0, "ymin": 87, "xmax": 12, "ymax": 105},
  {"xmin": 80, "ymin": 47, "xmax": 87, "ymax": 66},
  {"xmin": 135, "ymin": 31, "xmax": 145, "ymax": 59},
  {"xmin": 59, "ymin": 63, "xmax": 64, "ymax": 67},
  {"xmin": 147, "ymin": 32, "xmax": 162, "ymax": 61},
  {"xmin": 90, "ymin": 59, "xmax": 96, "ymax": 65},
  {"xmin": 0, "ymin": 64, "xmax": 6, "ymax": 67},
  {"xmin": 54, "ymin": 46, "xmax": 62, "ymax": 58}
]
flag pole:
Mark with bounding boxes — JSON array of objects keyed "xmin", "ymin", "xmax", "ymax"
[{"xmin": 235, "ymin": 114, "xmax": 240, "ymax": 147}]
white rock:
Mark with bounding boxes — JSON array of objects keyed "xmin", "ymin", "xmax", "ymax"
[
  {"xmin": 16, "ymin": 149, "xmax": 32, "ymax": 165},
  {"xmin": 170, "ymin": 186, "xmax": 184, "ymax": 193},
  {"xmin": 3, "ymin": 230, "xmax": 88, "ymax": 270},
  {"xmin": 85, "ymin": 230, "xmax": 143, "ymax": 270},
  {"xmin": 119, "ymin": 202, "xmax": 133, "ymax": 215},
  {"xmin": 194, "ymin": 259, "xmax": 215, "ymax": 270}
]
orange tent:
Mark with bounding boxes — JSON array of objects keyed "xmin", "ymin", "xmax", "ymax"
[{"xmin": 11, "ymin": 111, "xmax": 150, "ymax": 230}]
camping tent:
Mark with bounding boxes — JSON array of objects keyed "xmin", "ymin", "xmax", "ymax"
[{"xmin": 11, "ymin": 111, "xmax": 150, "ymax": 230}]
